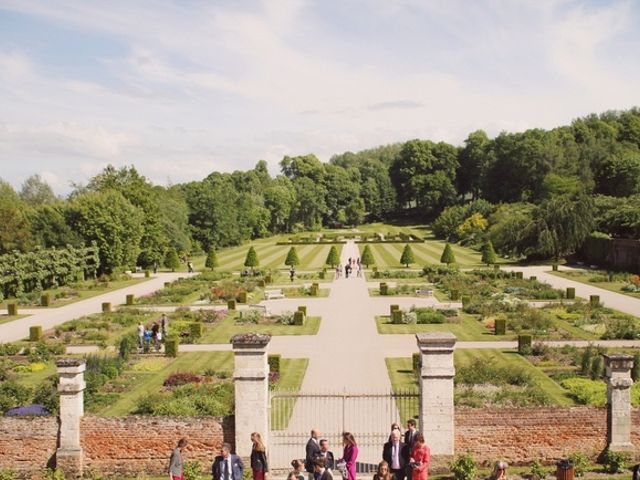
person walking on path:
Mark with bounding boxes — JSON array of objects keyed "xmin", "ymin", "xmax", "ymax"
[
  {"xmin": 408, "ymin": 434, "xmax": 429, "ymax": 480},
  {"xmin": 251, "ymin": 432, "xmax": 269, "ymax": 480},
  {"xmin": 403, "ymin": 420, "xmax": 419, "ymax": 451},
  {"xmin": 319, "ymin": 439, "xmax": 335, "ymax": 470},
  {"xmin": 338, "ymin": 432, "xmax": 358, "ymax": 480},
  {"xmin": 305, "ymin": 429, "xmax": 322, "ymax": 479},
  {"xmin": 212, "ymin": 443, "xmax": 244, "ymax": 480},
  {"xmin": 168, "ymin": 438, "xmax": 187, "ymax": 480}
]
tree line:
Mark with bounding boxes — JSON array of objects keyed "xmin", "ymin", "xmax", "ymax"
[{"xmin": 0, "ymin": 107, "xmax": 638, "ymax": 272}]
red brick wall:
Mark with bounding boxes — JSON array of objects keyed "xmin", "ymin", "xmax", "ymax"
[
  {"xmin": 455, "ymin": 406, "xmax": 640, "ymax": 464},
  {"xmin": 81, "ymin": 416, "xmax": 235, "ymax": 476},
  {"xmin": 0, "ymin": 417, "xmax": 58, "ymax": 474}
]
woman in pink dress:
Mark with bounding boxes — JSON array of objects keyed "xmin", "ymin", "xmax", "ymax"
[
  {"xmin": 409, "ymin": 433, "xmax": 430, "ymax": 480},
  {"xmin": 339, "ymin": 432, "xmax": 358, "ymax": 480}
]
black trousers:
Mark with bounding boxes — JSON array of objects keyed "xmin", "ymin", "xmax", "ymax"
[{"xmin": 392, "ymin": 468, "xmax": 405, "ymax": 480}]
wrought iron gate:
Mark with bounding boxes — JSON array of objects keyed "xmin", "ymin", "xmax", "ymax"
[{"xmin": 269, "ymin": 389, "xmax": 419, "ymax": 473}]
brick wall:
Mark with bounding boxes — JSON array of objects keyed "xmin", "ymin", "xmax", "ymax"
[
  {"xmin": 0, "ymin": 417, "xmax": 58, "ymax": 474},
  {"xmin": 455, "ymin": 406, "xmax": 640, "ymax": 464},
  {"xmin": 81, "ymin": 416, "xmax": 235, "ymax": 476}
]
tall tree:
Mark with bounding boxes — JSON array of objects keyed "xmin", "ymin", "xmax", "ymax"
[
  {"xmin": 457, "ymin": 130, "xmax": 490, "ymax": 199},
  {"xmin": 360, "ymin": 245, "xmax": 375, "ymax": 268},
  {"xmin": 19, "ymin": 175, "xmax": 57, "ymax": 207},
  {"xmin": 481, "ymin": 240, "xmax": 497, "ymax": 266},
  {"xmin": 244, "ymin": 246, "xmax": 259, "ymax": 273},
  {"xmin": 284, "ymin": 247, "xmax": 300, "ymax": 267},
  {"xmin": 66, "ymin": 190, "xmax": 143, "ymax": 274},
  {"xmin": 164, "ymin": 247, "xmax": 180, "ymax": 272},
  {"xmin": 205, "ymin": 247, "xmax": 218, "ymax": 270},
  {"xmin": 440, "ymin": 243, "xmax": 456, "ymax": 265},
  {"xmin": 0, "ymin": 179, "xmax": 33, "ymax": 254},
  {"xmin": 325, "ymin": 246, "xmax": 340, "ymax": 267},
  {"xmin": 400, "ymin": 244, "xmax": 415, "ymax": 268}
]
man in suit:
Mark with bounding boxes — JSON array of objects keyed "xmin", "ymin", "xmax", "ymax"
[
  {"xmin": 314, "ymin": 456, "xmax": 333, "ymax": 480},
  {"xmin": 319, "ymin": 439, "xmax": 335, "ymax": 471},
  {"xmin": 212, "ymin": 443, "xmax": 244, "ymax": 480},
  {"xmin": 404, "ymin": 419, "xmax": 419, "ymax": 451},
  {"xmin": 305, "ymin": 429, "xmax": 321, "ymax": 478},
  {"xmin": 382, "ymin": 431, "xmax": 406, "ymax": 480}
]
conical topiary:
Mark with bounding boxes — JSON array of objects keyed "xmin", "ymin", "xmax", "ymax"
[
  {"xmin": 440, "ymin": 243, "xmax": 456, "ymax": 265},
  {"xmin": 285, "ymin": 246, "xmax": 300, "ymax": 267},
  {"xmin": 361, "ymin": 245, "xmax": 375, "ymax": 268},
  {"xmin": 325, "ymin": 246, "xmax": 340, "ymax": 267},
  {"xmin": 205, "ymin": 247, "xmax": 218, "ymax": 270},
  {"xmin": 400, "ymin": 244, "xmax": 415, "ymax": 268},
  {"xmin": 481, "ymin": 240, "xmax": 497, "ymax": 266},
  {"xmin": 244, "ymin": 246, "xmax": 259, "ymax": 273},
  {"xmin": 164, "ymin": 247, "xmax": 180, "ymax": 272}
]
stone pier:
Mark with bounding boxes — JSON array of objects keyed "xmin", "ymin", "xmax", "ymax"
[
  {"xmin": 56, "ymin": 358, "xmax": 86, "ymax": 478},
  {"xmin": 416, "ymin": 332, "xmax": 456, "ymax": 456},
  {"xmin": 231, "ymin": 333, "xmax": 271, "ymax": 458},
  {"xmin": 604, "ymin": 354, "xmax": 635, "ymax": 452}
]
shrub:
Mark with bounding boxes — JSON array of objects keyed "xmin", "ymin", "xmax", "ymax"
[
  {"xmin": 413, "ymin": 308, "xmax": 445, "ymax": 324},
  {"xmin": 293, "ymin": 311, "xmax": 305, "ymax": 325},
  {"xmin": 412, "ymin": 353, "xmax": 421, "ymax": 373},
  {"xmin": 276, "ymin": 312, "xmax": 295, "ymax": 325},
  {"xmin": 518, "ymin": 334, "xmax": 532, "ymax": 355},
  {"xmin": 494, "ymin": 318, "xmax": 506, "ymax": 335},
  {"xmin": 530, "ymin": 459, "xmax": 547, "ymax": 479},
  {"xmin": 238, "ymin": 309, "xmax": 263, "ymax": 324},
  {"xmin": 101, "ymin": 302, "xmax": 111, "ymax": 313},
  {"xmin": 184, "ymin": 461, "xmax": 204, "ymax": 480},
  {"xmin": 568, "ymin": 452, "xmax": 589, "ymax": 477},
  {"xmin": 189, "ymin": 322, "xmax": 204, "ymax": 339},
  {"xmin": 0, "ymin": 381, "xmax": 33, "ymax": 414},
  {"xmin": 40, "ymin": 293, "xmax": 52, "ymax": 307},
  {"xmin": 29, "ymin": 326, "xmax": 43, "ymax": 342},
  {"xmin": 163, "ymin": 372, "xmax": 202, "ymax": 387},
  {"xmin": 601, "ymin": 449, "xmax": 629, "ymax": 473},
  {"xmin": 42, "ymin": 469, "xmax": 66, "ymax": 480},
  {"xmin": 448, "ymin": 452, "xmax": 477, "ymax": 480},
  {"xmin": 560, "ymin": 378, "xmax": 606, "ymax": 406},
  {"xmin": 227, "ymin": 299, "xmax": 236, "ymax": 310},
  {"xmin": 165, "ymin": 337, "xmax": 179, "ymax": 357},
  {"xmin": 7, "ymin": 303, "xmax": 17, "ymax": 316},
  {"xmin": 402, "ymin": 311, "xmax": 417, "ymax": 324},
  {"xmin": 268, "ymin": 355, "xmax": 281, "ymax": 375},
  {"xmin": 0, "ymin": 469, "xmax": 15, "ymax": 480}
]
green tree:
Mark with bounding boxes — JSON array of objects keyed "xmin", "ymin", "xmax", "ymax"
[
  {"xmin": 164, "ymin": 247, "xmax": 180, "ymax": 272},
  {"xmin": 400, "ymin": 244, "xmax": 415, "ymax": 267},
  {"xmin": 325, "ymin": 246, "xmax": 340, "ymax": 267},
  {"xmin": 481, "ymin": 240, "xmax": 497, "ymax": 265},
  {"xmin": 440, "ymin": 243, "xmax": 456, "ymax": 265},
  {"xmin": 0, "ymin": 179, "xmax": 33, "ymax": 254},
  {"xmin": 457, "ymin": 130, "xmax": 490, "ymax": 200},
  {"xmin": 361, "ymin": 245, "xmax": 375, "ymax": 268},
  {"xmin": 19, "ymin": 174, "xmax": 57, "ymax": 207},
  {"xmin": 66, "ymin": 190, "xmax": 143, "ymax": 274},
  {"xmin": 532, "ymin": 194, "xmax": 595, "ymax": 262},
  {"xmin": 205, "ymin": 247, "xmax": 218, "ymax": 270},
  {"xmin": 284, "ymin": 246, "xmax": 300, "ymax": 267},
  {"xmin": 28, "ymin": 204, "xmax": 82, "ymax": 248},
  {"xmin": 244, "ymin": 246, "xmax": 259, "ymax": 273}
]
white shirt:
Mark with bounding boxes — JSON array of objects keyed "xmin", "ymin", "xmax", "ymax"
[
  {"xmin": 391, "ymin": 442, "xmax": 400, "ymax": 469},
  {"xmin": 220, "ymin": 456, "xmax": 233, "ymax": 480}
]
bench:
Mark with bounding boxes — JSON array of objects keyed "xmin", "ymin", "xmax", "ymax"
[
  {"xmin": 264, "ymin": 289, "xmax": 285, "ymax": 300},
  {"xmin": 248, "ymin": 304, "xmax": 270, "ymax": 316},
  {"xmin": 415, "ymin": 287, "xmax": 433, "ymax": 297}
]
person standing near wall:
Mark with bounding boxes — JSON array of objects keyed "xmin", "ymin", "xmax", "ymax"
[
  {"xmin": 408, "ymin": 434, "xmax": 429, "ymax": 480},
  {"xmin": 168, "ymin": 438, "xmax": 188, "ymax": 480},
  {"xmin": 251, "ymin": 432, "xmax": 269, "ymax": 480}
]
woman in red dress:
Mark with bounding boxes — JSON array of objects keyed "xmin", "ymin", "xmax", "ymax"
[{"xmin": 409, "ymin": 433, "xmax": 430, "ymax": 480}]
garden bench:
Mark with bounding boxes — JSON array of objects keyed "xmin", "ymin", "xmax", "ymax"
[
  {"xmin": 249, "ymin": 304, "xmax": 270, "ymax": 316},
  {"xmin": 415, "ymin": 287, "xmax": 433, "ymax": 297},
  {"xmin": 264, "ymin": 289, "xmax": 285, "ymax": 300}
]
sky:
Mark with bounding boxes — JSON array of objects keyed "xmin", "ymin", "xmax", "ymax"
[{"xmin": 1, "ymin": 0, "xmax": 639, "ymax": 195}]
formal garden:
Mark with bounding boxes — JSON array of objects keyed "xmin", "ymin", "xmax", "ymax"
[{"xmin": 550, "ymin": 268, "xmax": 640, "ymax": 299}]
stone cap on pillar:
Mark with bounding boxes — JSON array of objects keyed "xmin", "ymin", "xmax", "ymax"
[
  {"xmin": 603, "ymin": 354, "xmax": 634, "ymax": 371},
  {"xmin": 56, "ymin": 358, "xmax": 86, "ymax": 375},
  {"xmin": 231, "ymin": 332, "xmax": 271, "ymax": 350},
  {"xmin": 416, "ymin": 332, "xmax": 457, "ymax": 352}
]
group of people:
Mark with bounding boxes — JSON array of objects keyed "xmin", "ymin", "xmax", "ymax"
[
  {"xmin": 138, "ymin": 313, "xmax": 169, "ymax": 351},
  {"xmin": 336, "ymin": 257, "xmax": 362, "ymax": 279}
]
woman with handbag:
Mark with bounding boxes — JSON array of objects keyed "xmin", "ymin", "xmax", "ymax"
[
  {"xmin": 251, "ymin": 432, "xmax": 269, "ymax": 480},
  {"xmin": 408, "ymin": 433, "xmax": 430, "ymax": 480},
  {"xmin": 337, "ymin": 432, "xmax": 358, "ymax": 480}
]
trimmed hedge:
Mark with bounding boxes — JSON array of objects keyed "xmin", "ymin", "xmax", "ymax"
[
  {"xmin": 7, "ymin": 303, "xmax": 17, "ymax": 316},
  {"xmin": 165, "ymin": 337, "xmax": 179, "ymax": 357},
  {"xmin": 101, "ymin": 302, "xmax": 111, "ymax": 313},
  {"xmin": 566, "ymin": 287, "xmax": 575, "ymax": 299},
  {"xmin": 268, "ymin": 354, "xmax": 281, "ymax": 374},
  {"xmin": 298, "ymin": 306, "xmax": 307, "ymax": 316},
  {"xmin": 29, "ymin": 326, "xmax": 43, "ymax": 342},
  {"xmin": 518, "ymin": 334, "xmax": 532, "ymax": 355},
  {"xmin": 590, "ymin": 295, "xmax": 600, "ymax": 307},
  {"xmin": 40, "ymin": 293, "xmax": 51, "ymax": 307},
  {"xmin": 189, "ymin": 322, "xmax": 203, "ymax": 339},
  {"xmin": 227, "ymin": 299, "xmax": 236, "ymax": 310},
  {"xmin": 293, "ymin": 311, "xmax": 305, "ymax": 326},
  {"xmin": 390, "ymin": 304, "xmax": 399, "ymax": 315},
  {"xmin": 380, "ymin": 283, "xmax": 388, "ymax": 295},
  {"xmin": 494, "ymin": 318, "xmax": 506, "ymax": 335},
  {"xmin": 237, "ymin": 291, "xmax": 248, "ymax": 303},
  {"xmin": 126, "ymin": 294, "xmax": 134, "ymax": 306},
  {"xmin": 392, "ymin": 310, "xmax": 403, "ymax": 324},
  {"xmin": 412, "ymin": 353, "xmax": 421, "ymax": 373}
]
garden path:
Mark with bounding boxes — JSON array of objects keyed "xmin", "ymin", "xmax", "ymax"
[{"xmin": 0, "ymin": 272, "xmax": 190, "ymax": 343}]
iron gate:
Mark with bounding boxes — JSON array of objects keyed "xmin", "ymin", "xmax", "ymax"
[{"xmin": 269, "ymin": 389, "xmax": 419, "ymax": 473}]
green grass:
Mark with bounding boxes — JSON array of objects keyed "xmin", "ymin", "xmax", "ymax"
[
  {"xmin": 550, "ymin": 271, "xmax": 640, "ymax": 299},
  {"xmin": 198, "ymin": 313, "xmax": 321, "ymax": 344},
  {"xmin": 270, "ymin": 358, "xmax": 309, "ymax": 430},
  {"xmin": 0, "ymin": 314, "xmax": 29, "ymax": 325},
  {"xmin": 14, "ymin": 362, "xmax": 57, "ymax": 388},
  {"xmin": 376, "ymin": 313, "xmax": 509, "ymax": 341}
]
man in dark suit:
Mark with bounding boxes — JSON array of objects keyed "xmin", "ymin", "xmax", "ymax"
[
  {"xmin": 314, "ymin": 456, "xmax": 333, "ymax": 480},
  {"xmin": 383, "ymin": 431, "xmax": 406, "ymax": 480},
  {"xmin": 212, "ymin": 443, "xmax": 244, "ymax": 480},
  {"xmin": 319, "ymin": 439, "xmax": 335, "ymax": 471},
  {"xmin": 403, "ymin": 419, "xmax": 419, "ymax": 451},
  {"xmin": 305, "ymin": 429, "xmax": 321, "ymax": 478}
]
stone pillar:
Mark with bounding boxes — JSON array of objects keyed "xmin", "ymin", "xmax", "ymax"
[
  {"xmin": 231, "ymin": 333, "xmax": 271, "ymax": 458},
  {"xmin": 604, "ymin": 354, "xmax": 635, "ymax": 452},
  {"xmin": 56, "ymin": 358, "xmax": 86, "ymax": 478},
  {"xmin": 416, "ymin": 332, "xmax": 456, "ymax": 455}
]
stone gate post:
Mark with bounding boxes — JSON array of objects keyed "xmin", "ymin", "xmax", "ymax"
[
  {"xmin": 56, "ymin": 358, "xmax": 86, "ymax": 477},
  {"xmin": 416, "ymin": 332, "xmax": 456, "ymax": 455},
  {"xmin": 231, "ymin": 333, "xmax": 271, "ymax": 458},
  {"xmin": 604, "ymin": 354, "xmax": 635, "ymax": 452}
]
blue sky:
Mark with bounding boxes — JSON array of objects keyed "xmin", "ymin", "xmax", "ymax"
[{"xmin": 1, "ymin": 0, "xmax": 639, "ymax": 195}]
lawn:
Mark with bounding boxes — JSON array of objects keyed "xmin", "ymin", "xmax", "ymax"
[
  {"xmin": 194, "ymin": 236, "xmax": 344, "ymax": 273},
  {"xmin": 376, "ymin": 313, "xmax": 508, "ymax": 341},
  {"xmin": 198, "ymin": 312, "xmax": 321, "ymax": 344},
  {"xmin": 0, "ymin": 314, "xmax": 28, "ymax": 326},
  {"xmin": 95, "ymin": 353, "xmax": 307, "ymax": 416},
  {"xmin": 550, "ymin": 270, "xmax": 640, "ymax": 299}
]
